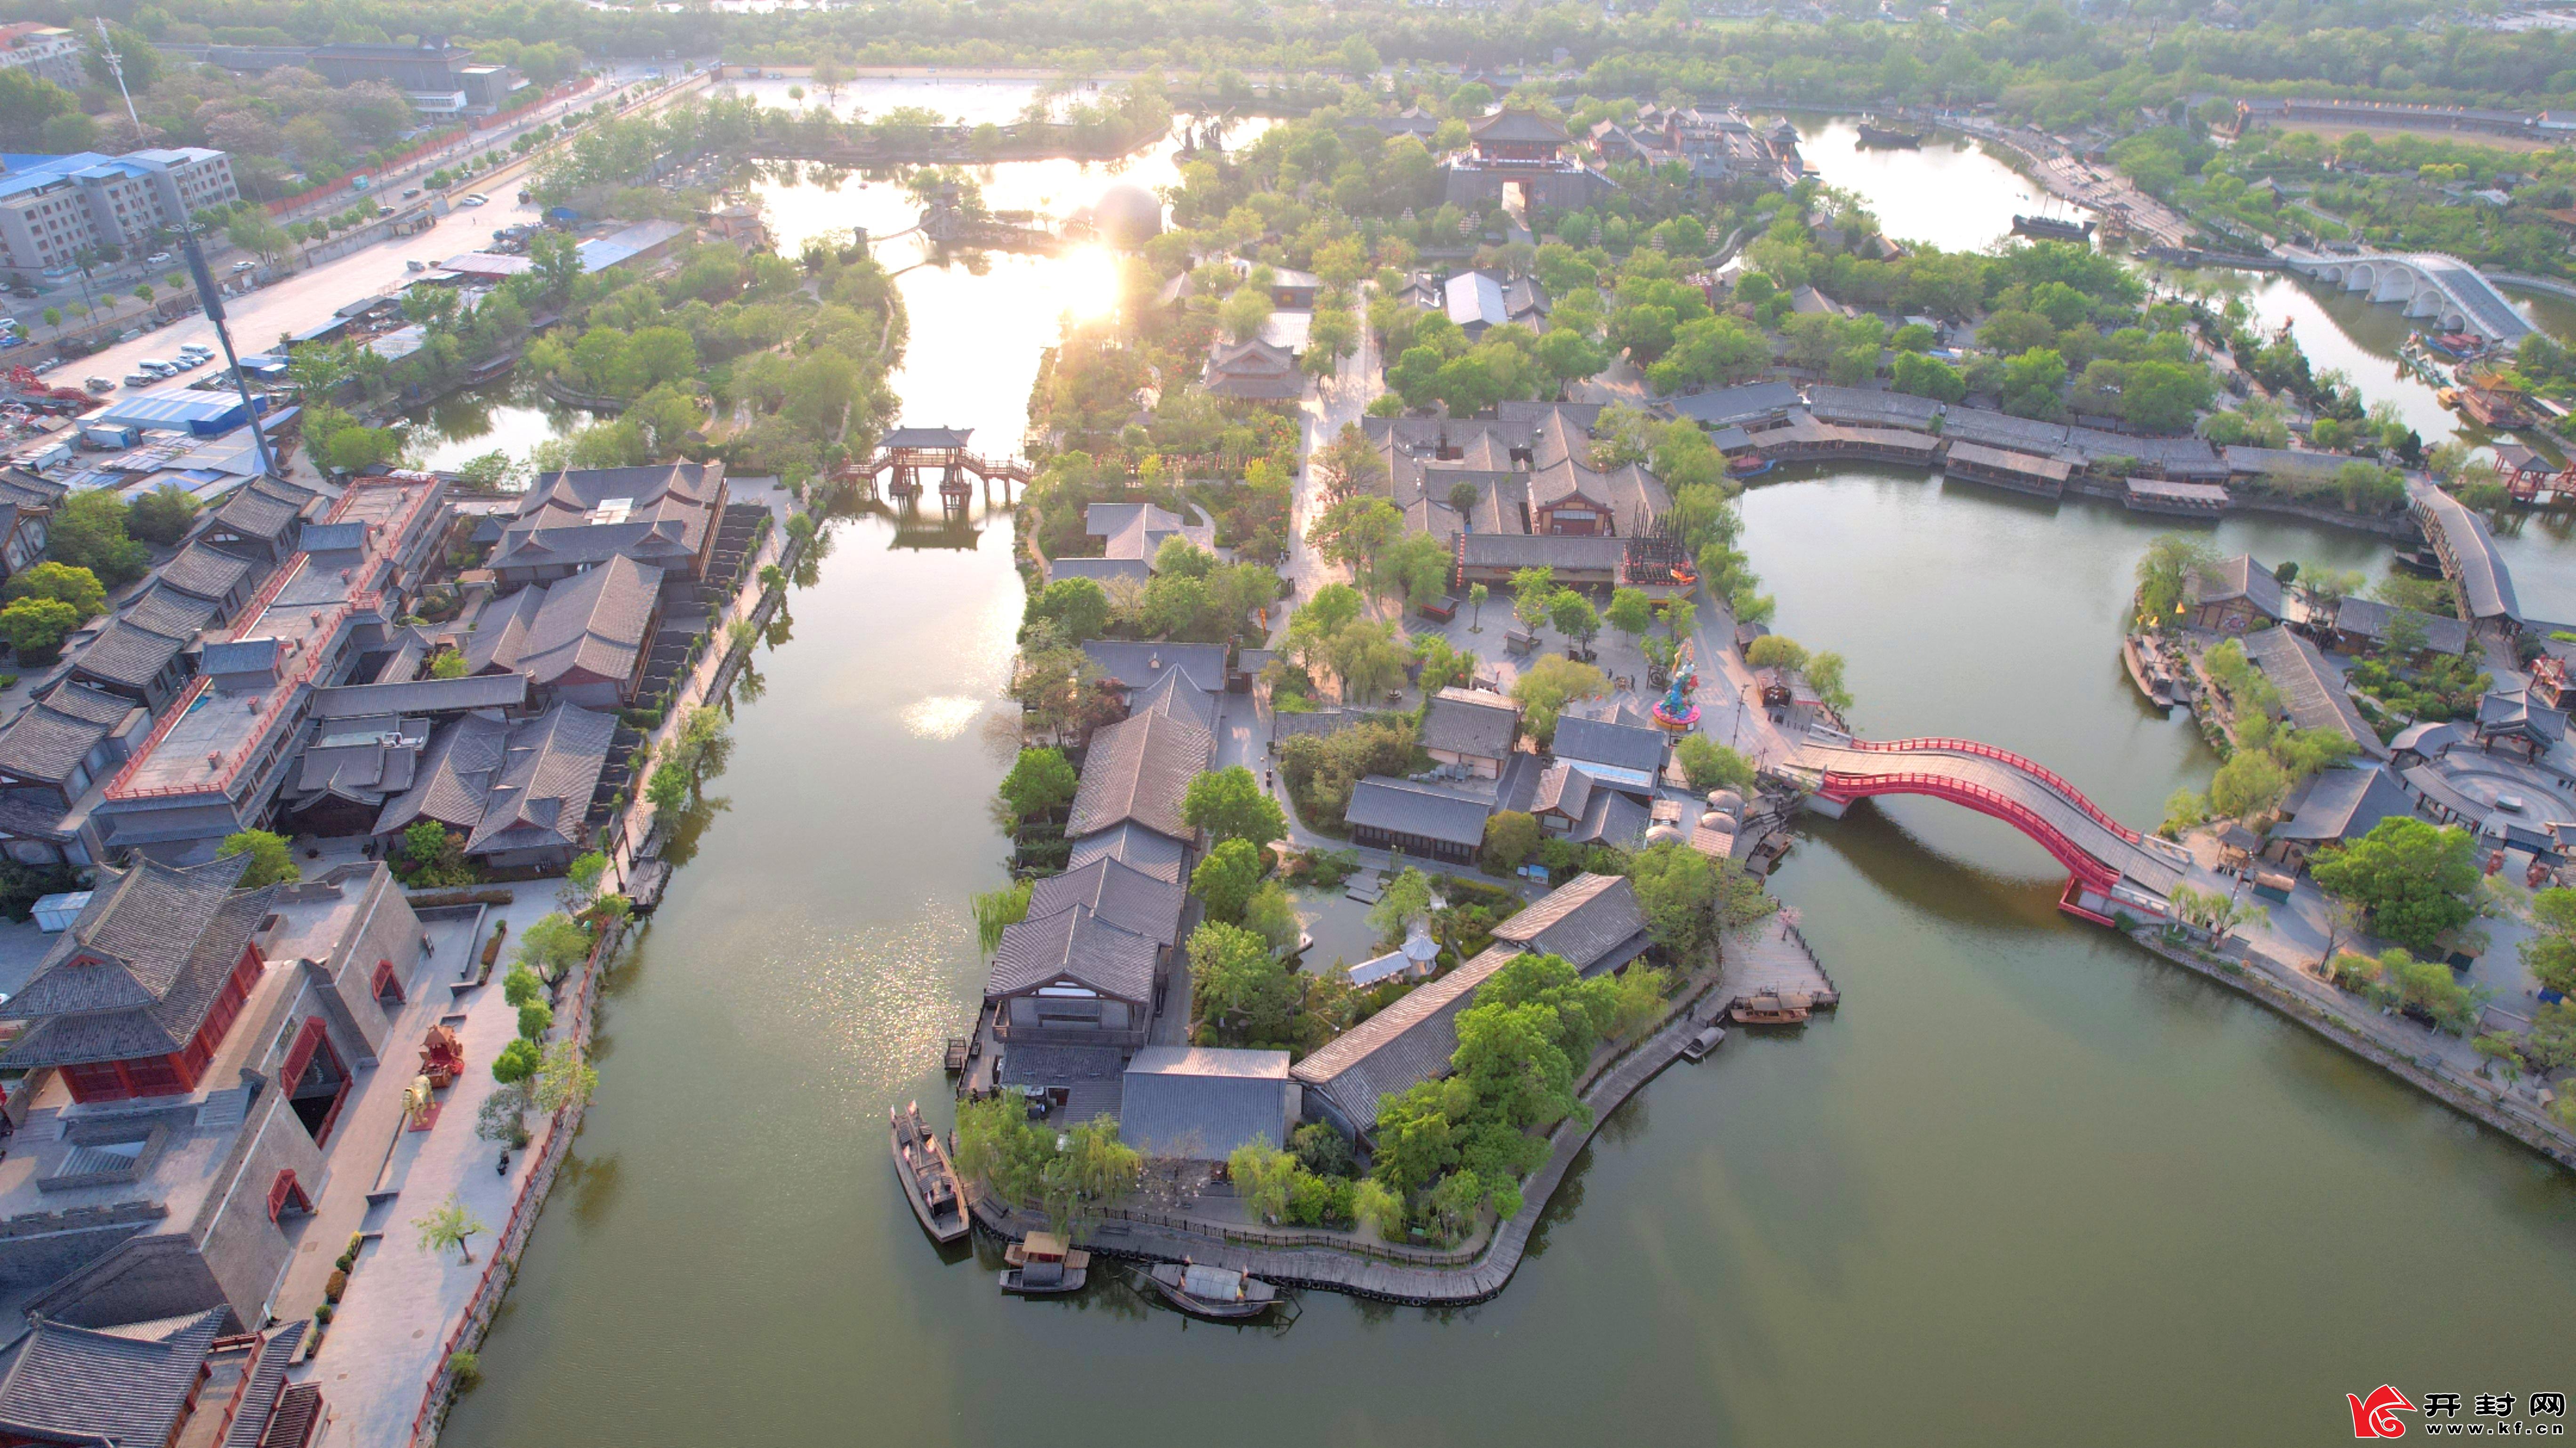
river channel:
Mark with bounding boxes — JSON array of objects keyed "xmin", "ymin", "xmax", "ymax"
[{"xmin": 443, "ymin": 101, "xmax": 2576, "ymax": 1448}]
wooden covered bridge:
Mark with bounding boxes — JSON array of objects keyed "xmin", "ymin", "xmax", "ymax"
[
  {"xmin": 846, "ymin": 427, "xmax": 1032, "ymax": 511},
  {"xmin": 1782, "ymin": 735, "xmax": 2191, "ymax": 921}
]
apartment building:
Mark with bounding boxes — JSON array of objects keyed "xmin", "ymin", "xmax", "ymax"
[{"xmin": 0, "ymin": 147, "xmax": 240, "ymax": 274}]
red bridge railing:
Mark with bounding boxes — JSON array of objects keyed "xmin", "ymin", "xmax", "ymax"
[
  {"xmin": 1815, "ymin": 769, "xmax": 2126, "ymax": 893},
  {"xmin": 1833, "ymin": 737, "xmax": 2144, "ymax": 845}
]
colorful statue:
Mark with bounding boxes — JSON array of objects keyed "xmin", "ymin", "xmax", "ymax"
[{"xmin": 1652, "ymin": 639, "xmax": 1703, "ymax": 730}]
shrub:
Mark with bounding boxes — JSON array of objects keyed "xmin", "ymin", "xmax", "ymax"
[{"xmin": 517, "ymin": 1001, "xmax": 554, "ymax": 1040}]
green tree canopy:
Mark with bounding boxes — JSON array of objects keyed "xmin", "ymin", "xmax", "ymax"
[
  {"xmin": 2310, "ymin": 817, "xmax": 2479, "ymax": 956},
  {"xmin": 1183, "ymin": 766, "xmax": 1288, "ymax": 851},
  {"xmin": 217, "ymin": 829, "xmax": 301, "ymax": 888}
]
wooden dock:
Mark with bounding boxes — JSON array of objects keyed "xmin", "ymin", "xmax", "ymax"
[
  {"xmin": 1719, "ymin": 919, "xmax": 1840, "ymax": 1013},
  {"xmin": 967, "ymin": 1006, "xmax": 1712, "ymax": 1305}
]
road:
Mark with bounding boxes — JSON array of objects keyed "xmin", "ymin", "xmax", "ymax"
[{"xmin": 43, "ymin": 73, "xmax": 715, "ymax": 412}]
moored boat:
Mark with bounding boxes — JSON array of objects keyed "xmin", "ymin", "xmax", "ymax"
[
  {"xmin": 2121, "ymin": 635, "xmax": 2177, "ymax": 711},
  {"xmin": 1681, "ymin": 1023, "xmax": 1728, "ymax": 1061},
  {"xmin": 1141, "ymin": 1261, "xmax": 1281, "ymax": 1319},
  {"xmin": 1730, "ymin": 990, "xmax": 1813, "ymax": 1025},
  {"xmin": 2012, "ymin": 213, "xmax": 2096, "ymax": 242},
  {"xmin": 890, "ymin": 1102, "xmax": 970, "ymax": 1245},
  {"xmin": 1000, "ymin": 1231, "xmax": 1089, "ymax": 1295},
  {"xmin": 1855, "ymin": 119, "xmax": 1923, "ymax": 148}
]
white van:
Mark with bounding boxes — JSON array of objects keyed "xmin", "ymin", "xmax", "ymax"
[
  {"xmin": 178, "ymin": 341, "xmax": 213, "ymax": 358},
  {"xmin": 137, "ymin": 359, "xmax": 175, "ymax": 377}
]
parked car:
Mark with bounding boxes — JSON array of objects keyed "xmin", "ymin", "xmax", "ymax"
[
  {"xmin": 230, "ymin": 259, "xmax": 255, "ymax": 273},
  {"xmin": 6, "ymin": 283, "xmax": 34, "ymax": 299},
  {"xmin": 178, "ymin": 342, "xmax": 211, "ymax": 357},
  {"xmin": 402, "ymin": 187, "xmax": 422, "ymax": 199},
  {"xmin": 122, "ymin": 373, "xmax": 155, "ymax": 387},
  {"xmin": 145, "ymin": 251, "xmax": 173, "ymax": 266},
  {"xmin": 84, "ymin": 377, "xmax": 114, "ymax": 394},
  {"xmin": 375, "ymin": 205, "xmax": 394, "ymax": 218},
  {"xmin": 137, "ymin": 359, "xmax": 174, "ymax": 376},
  {"xmin": 460, "ymin": 193, "xmax": 489, "ymax": 207}
]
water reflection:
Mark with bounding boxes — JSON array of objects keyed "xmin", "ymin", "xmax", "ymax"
[{"xmin": 1796, "ymin": 118, "xmax": 2049, "ymax": 253}]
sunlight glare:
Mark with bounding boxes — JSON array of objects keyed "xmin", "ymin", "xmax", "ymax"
[{"xmin": 1057, "ymin": 244, "xmax": 1121, "ymax": 322}]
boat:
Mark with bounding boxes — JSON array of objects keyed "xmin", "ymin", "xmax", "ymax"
[
  {"xmin": 2011, "ymin": 213, "xmax": 2096, "ymax": 242},
  {"xmin": 2392, "ymin": 545, "xmax": 2446, "ymax": 578},
  {"xmin": 2419, "ymin": 330, "xmax": 2489, "ymax": 362},
  {"xmin": 1000, "ymin": 1231, "xmax": 1090, "ymax": 1295},
  {"xmin": 1681, "ymin": 1023, "xmax": 1728, "ymax": 1061},
  {"xmin": 1729, "ymin": 455, "xmax": 1776, "ymax": 478},
  {"xmin": 2121, "ymin": 635, "xmax": 2178, "ymax": 711},
  {"xmin": 1855, "ymin": 119, "xmax": 1923, "ymax": 148},
  {"xmin": 1140, "ymin": 1261, "xmax": 1281, "ymax": 1319},
  {"xmin": 1730, "ymin": 991, "xmax": 1813, "ymax": 1025},
  {"xmin": 890, "ymin": 1102, "xmax": 969, "ymax": 1245}
]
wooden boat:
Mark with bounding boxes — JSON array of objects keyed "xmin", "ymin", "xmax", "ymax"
[
  {"xmin": 1681, "ymin": 1024, "xmax": 1728, "ymax": 1061},
  {"xmin": 2121, "ymin": 635, "xmax": 2177, "ymax": 711},
  {"xmin": 1141, "ymin": 1261, "xmax": 1280, "ymax": 1320},
  {"xmin": 1855, "ymin": 119, "xmax": 1922, "ymax": 148},
  {"xmin": 1730, "ymin": 991, "xmax": 1813, "ymax": 1025},
  {"xmin": 2011, "ymin": 213, "xmax": 2096, "ymax": 242},
  {"xmin": 2392, "ymin": 545, "xmax": 2446, "ymax": 578},
  {"xmin": 1000, "ymin": 1231, "xmax": 1089, "ymax": 1295},
  {"xmin": 890, "ymin": 1102, "xmax": 969, "ymax": 1245},
  {"xmin": 1729, "ymin": 455, "xmax": 1776, "ymax": 478}
]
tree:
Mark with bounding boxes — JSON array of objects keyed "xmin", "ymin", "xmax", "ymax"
[
  {"xmin": 1190, "ymin": 920, "xmax": 1300, "ymax": 1046},
  {"xmin": 515, "ymin": 912, "xmax": 594, "ymax": 986},
  {"xmin": 1369, "ymin": 867, "xmax": 1436, "ymax": 944},
  {"xmin": 1745, "ymin": 635, "xmax": 1809, "ymax": 675},
  {"xmin": 1510, "ymin": 655, "xmax": 1607, "ymax": 746},
  {"xmin": 1230, "ymin": 1141, "xmax": 1301, "ymax": 1223},
  {"xmin": 1466, "ymin": 582, "xmax": 1489, "ymax": 632},
  {"xmin": 14, "ymin": 561, "xmax": 115, "ymax": 620},
  {"xmin": 1629, "ymin": 842, "xmax": 1723, "ymax": 958},
  {"xmin": 972, "ymin": 881, "xmax": 1032, "ymax": 953},
  {"xmin": 1182, "ymin": 766, "xmax": 1287, "ymax": 851},
  {"xmin": 413, "ymin": 1193, "xmax": 489, "ymax": 1263},
  {"xmin": 2310, "ymin": 817, "xmax": 2480, "ymax": 956},
  {"xmin": 1242, "ymin": 880, "xmax": 1301, "ymax": 957},
  {"xmin": 1219, "ymin": 284, "xmax": 1274, "ymax": 343},
  {"xmin": 2208, "ymin": 749, "xmax": 2291, "ymax": 821},
  {"xmin": 1548, "ymin": 590, "xmax": 1601, "ymax": 652},
  {"xmin": 0, "ymin": 598, "xmax": 79, "ymax": 658},
  {"xmin": 518, "ymin": 1001, "xmax": 555, "ymax": 1040},
  {"xmin": 2521, "ymin": 887, "xmax": 2576, "ymax": 998},
  {"xmin": 1508, "ymin": 567, "xmax": 1556, "ymax": 631},
  {"xmin": 491, "ymin": 1037, "xmax": 542, "ymax": 1085},
  {"xmin": 44, "ymin": 490, "xmax": 149, "ymax": 588},
  {"xmin": 1604, "ymin": 588, "xmax": 1655, "ymax": 644},
  {"xmin": 532, "ymin": 1040, "xmax": 599, "ymax": 1113},
  {"xmin": 217, "ymin": 830, "xmax": 301, "ymax": 887},
  {"xmin": 1306, "ymin": 496, "xmax": 1401, "ymax": 581},
  {"xmin": 2133, "ymin": 533, "xmax": 2218, "ymax": 626},
  {"xmin": 1482, "ymin": 810, "xmax": 1541, "ymax": 874},
  {"xmin": 1675, "ymin": 736, "xmax": 1756, "ymax": 794},
  {"xmin": 998, "ymin": 748, "xmax": 1079, "ymax": 818},
  {"xmin": 1804, "ymin": 651, "xmax": 1852, "ymax": 718},
  {"xmin": 1190, "ymin": 837, "xmax": 1265, "ymax": 925},
  {"xmin": 1312, "ymin": 422, "xmax": 1387, "ymax": 502}
]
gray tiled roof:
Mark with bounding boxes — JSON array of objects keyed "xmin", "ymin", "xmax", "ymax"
[
  {"xmin": 1067, "ymin": 821, "xmax": 1190, "ymax": 884},
  {"xmin": 0, "ymin": 1309, "xmax": 226, "ymax": 1448},
  {"xmin": 217, "ymin": 1322, "xmax": 307, "ymax": 1448},
  {"xmin": 374, "ymin": 703, "xmax": 614, "ymax": 856},
  {"xmin": 1081, "ymin": 640, "xmax": 1231, "ymax": 694},
  {"xmin": 0, "ymin": 682, "xmax": 134, "ymax": 787},
  {"xmin": 1120, "ymin": 1046, "xmax": 1293, "ymax": 1158},
  {"xmin": 2190, "ymin": 555, "xmax": 2285, "ymax": 619},
  {"xmin": 1422, "ymin": 688, "xmax": 1520, "ymax": 759},
  {"xmin": 1290, "ymin": 946, "xmax": 1517, "ymax": 1134},
  {"xmin": 491, "ymin": 462, "xmax": 721, "ymax": 577},
  {"xmin": 1571, "ymin": 788, "xmax": 1651, "ymax": 852},
  {"xmin": 1531, "ymin": 762, "xmax": 1594, "ymax": 820},
  {"xmin": 1066, "ymin": 709, "xmax": 1211, "ymax": 842},
  {"xmin": 2271, "ymin": 764, "xmax": 2416, "ymax": 844},
  {"xmin": 1457, "ymin": 532, "xmax": 1627, "ymax": 572},
  {"xmin": 1027, "ymin": 856, "xmax": 1187, "ymax": 947},
  {"xmin": 1344, "ymin": 776, "xmax": 1494, "ymax": 847},
  {"xmin": 987, "ymin": 903, "xmax": 1159, "ymax": 1004},
  {"xmin": 2239, "ymin": 625, "xmax": 2387, "ymax": 758},
  {"xmin": 1803, "ymin": 384, "xmax": 1944, "ymax": 427},
  {"xmin": 464, "ymin": 554, "xmax": 662, "ymax": 688},
  {"xmin": 1046, "ymin": 556, "xmax": 1152, "ymax": 586},
  {"xmin": 2223, "ymin": 444, "xmax": 2346, "ymax": 484},
  {"xmin": 70, "ymin": 590, "xmax": 214, "ymax": 690},
  {"xmin": 1550, "ymin": 714, "xmax": 1667, "ymax": 777},
  {"xmin": 153, "ymin": 542, "xmax": 258, "ymax": 605},
  {"xmin": 1490, "ymin": 872, "xmax": 1648, "ymax": 971},
  {"xmin": 2331, "ymin": 596, "xmax": 2471, "ymax": 656},
  {"xmin": 1663, "ymin": 380, "xmax": 1801, "ymax": 428},
  {"xmin": 0, "ymin": 855, "xmax": 277, "ymax": 1068},
  {"xmin": 1131, "ymin": 666, "xmax": 1219, "ymax": 734},
  {"xmin": 207, "ymin": 476, "xmax": 315, "ymax": 544},
  {"xmin": 309, "ymin": 672, "xmax": 530, "ymax": 719}
]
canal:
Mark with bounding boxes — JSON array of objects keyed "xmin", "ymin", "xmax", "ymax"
[{"xmin": 444, "ymin": 105, "xmax": 2576, "ymax": 1448}]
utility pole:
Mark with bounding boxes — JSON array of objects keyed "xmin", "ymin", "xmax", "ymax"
[{"xmin": 95, "ymin": 19, "xmax": 280, "ymax": 480}]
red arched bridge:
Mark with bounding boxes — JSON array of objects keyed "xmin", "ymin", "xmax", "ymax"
[{"xmin": 1784, "ymin": 736, "xmax": 2190, "ymax": 921}]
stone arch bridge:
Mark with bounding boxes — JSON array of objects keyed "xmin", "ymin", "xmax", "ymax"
[{"xmin": 2280, "ymin": 248, "xmax": 2533, "ymax": 344}]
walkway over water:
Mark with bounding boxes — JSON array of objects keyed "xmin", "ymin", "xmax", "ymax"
[
  {"xmin": 1783, "ymin": 735, "xmax": 2190, "ymax": 913},
  {"xmin": 2279, "ymin": 247, "xmax": 2534, "ymax": 343}
]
